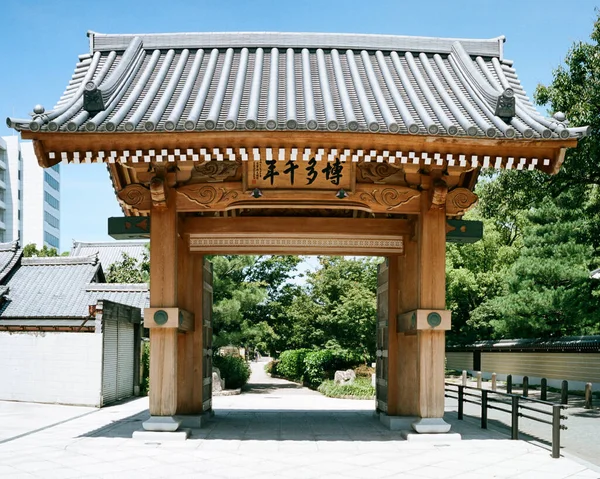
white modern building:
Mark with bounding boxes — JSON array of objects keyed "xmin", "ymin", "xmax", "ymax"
[
  {"xmin": 0, "ymin": 136, "xmax": 22, "ymax": 244},
  {"xmin": 0, "ymin": 136, "xmax": 60, "ymax": 250}
]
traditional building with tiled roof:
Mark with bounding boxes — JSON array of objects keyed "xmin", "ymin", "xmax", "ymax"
[
  {"xmin": 7, "ymin": 30, "xmax": 588, "ymax": 436},
  {"xmin": 0, "ymin": 242, "xmax": 149, "ymax": 407},
  {"xmin": 70, "ymin": 239, "xmax": 148, "ymax": 270}
]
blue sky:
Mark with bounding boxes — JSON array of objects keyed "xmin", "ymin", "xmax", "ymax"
[{"xmin": 0, "ymin": 0, "xmax": 598, "ymax": 252}]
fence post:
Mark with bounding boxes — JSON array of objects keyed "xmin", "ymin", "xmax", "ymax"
[
  {"xmin": 481, "ymin": 390, "xmax": 488, "ymax": 429},
  {"xmin": 507, "ymin": 374, "xmax": 512, "ymax": 394},
  {"xmin": 585, "ymin": 383, "xmax": 593, "ymax": 410},
  {"xmin": 522, "ymin": 376, "xmax": 529, "ymax": 398},
  {"xmin": 511, "ymin": 395, "xmax": 519, "ymax": 440},
  {"xmin": 552, "ymin": 404, "xmax": 561, "ymax": 458},
  {"xmin": 458, "ymin": 385, "xmax": 464, "ymax": 420},
  {"xmin": 491, "ymin": 372, "xmax": 497, "ymax": 391},
  {"xmin": 541, "ymin": 378, "xmax": 547, "ymax": 401},
  {"xmin": 476, "ymin": 371, "xmax": 482, "ymax": 389},
  {"xmin": 561, "ymin": 380, "xmax": 569, "ymax": 405},
  {"xmin": 462, "ymin": 370, "xmax": 467, "ymax": 386}
]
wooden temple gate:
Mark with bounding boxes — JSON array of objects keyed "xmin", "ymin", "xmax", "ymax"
[{"xmin": 8, "ymin": 31, "xmax": 586, "ymax": 435}]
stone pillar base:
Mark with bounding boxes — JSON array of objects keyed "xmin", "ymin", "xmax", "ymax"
[
  {"xmin": 142, "ymin": 415, "xmax": 181, "ymax": 432},
  {"xmin": 380, "ymin": 414, "xmax": 418, "ymax": 431},
  {"xmin": 175, "ymin": 414, "xmax": 210, "ymax": 429},
  {"xmin": 411, "ymin": 417, "xmax": 451, "ymax": 433}
]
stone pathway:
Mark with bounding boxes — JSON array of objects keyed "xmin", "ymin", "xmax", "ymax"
[{"xmin": 0, "ymin": 361, "xmax": 598, "ymax": 478}]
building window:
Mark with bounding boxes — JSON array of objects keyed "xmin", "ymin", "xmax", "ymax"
[
  {"xmin": 17, "ymin": 190, "xmax": 20, "ymax": 200},
  {"xmin": 44, "ymin": 231, "xmax": 59, "ymax": 248},
  {"xmin": 44, "ymin": 192, "xmax": 59, "ymax": 209},
  {"xmin": 0, "ymin": 210, "xmax": 4, "ymax": 223},
  {"xmin": 0, "ymin": 189, "xmax": 4, "ymax": 202},
  {"xmin": 17, "ymin": 170, "xmax": 20, "ymax": 181},
  {"xmin": 44, "ymin": 172, "xmax": 60, "ymax": 191},
  {"xmin": 18, "ymin": 210, "xmax": 20, "ymax": 221},
  {"xmin": 0, "ymin": 170, "xmax": 5, "ymax": 182},
  {"xmin": 44, "ymin": 211, "xmax": 59, "ymax": 229},
  {"xmin": 0, "ymin": 230, "xmax": 4, "ymax": 242},
  {"xmin": 51, "ymin": 164, "xmax": 60, "ymax": 173}
]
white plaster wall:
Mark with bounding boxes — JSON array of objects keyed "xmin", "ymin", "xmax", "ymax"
[
  {"xmin": 21, "ymin": 142, "xmax": 45, "ymax": 248},
  {"xmin": 0, "ymin": 332, "xmax": 103, "ymax": 406}
]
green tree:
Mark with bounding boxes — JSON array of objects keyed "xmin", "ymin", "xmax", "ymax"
[
  {"xmin": 283, "ymin": 256, "xmax": 380, "ymax": 359},
  {"xmin": 105, "ymin": 252, "xmax": 149, "ymax": 283},
  {"xmin": 22, "ymin": 243, "xmax": 59, "ymax": 257}
]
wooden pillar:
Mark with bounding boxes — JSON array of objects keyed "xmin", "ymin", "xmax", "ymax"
[
  {"xmin": 416, "ymin": 192, "xmax": 447, "ymax": 419},
  {"xmin": 387, "ymin": 190, "xmax": 451, "ymax": 432},
  {"xmin": 148, "ymin": 186, "xmax": 179, "ymax": 417},
  {"xmin": 176, "ymin": 243, "xmax": 205, "ymax": 414}
]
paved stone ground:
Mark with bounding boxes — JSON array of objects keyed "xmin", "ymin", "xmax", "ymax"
[
  {"xmin": 0, "ymin": 362, "xmax": 598, "ymax": 478},
  {"xmin": 446, "ymin": 378, "xmax": 600, "ymax": 467}
]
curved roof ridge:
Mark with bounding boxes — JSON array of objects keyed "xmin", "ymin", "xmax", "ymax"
[
  {"xmin": 86, "ymin": 283, "xmax": 149, "ymax": 291},
  {"xmin": 88, "ymin": 31, "xmax": 506, "ymax": 57},
  {"xmin": 0, "ymin": 240, "xmax": 20, "ymax": 252},
  {"xmin": 22, "ymin": 254, "xmax": 99, "ymax": 266}
]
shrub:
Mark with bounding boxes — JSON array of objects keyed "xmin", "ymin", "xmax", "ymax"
[
  {"xmin": 265, "ymin": 359, "xmax": 279, "ymax": 376},
  {"xmin": 354, "ymin": 364, "xmax": 375, "ymax": 378},
  {"xmin": 317, "ymin": 377, "xmax": 375, "ymax": 399},
  {"xmin": 213, "ymin": 354, "xmax": 251, "ymax": 389},
  {"xmin": 141, "ymin": 340, "xmax": 150, "ymax": 395},
  {"xmin": 303, "ymin": 349, "xmax": 360, "ymax": 388},
  {"xmin": 277, "ymin": 349, "xmax": 311, "ymax": 381}
]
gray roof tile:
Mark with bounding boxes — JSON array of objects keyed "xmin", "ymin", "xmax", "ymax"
[
  {"xmin": 70, "ymin": 240, "xmax": 148, "ymax": 270},
  {"xmin": 0, "ymin": 241, "xmax": 22, "ymax": 283},
  {"xmin": 86, "ymin": 283, "xmax": 149, "ymax": 316},
  {"xmin": 0, "ymin": 252, "xmax": 149, "ymax": 325},
  {"xmin": 7, "ymin": 31, "xmax": 589, "ymax": 140},
  {"xmin": 0, "ymin": 255, "xmax": 102, "ymax": 318}
]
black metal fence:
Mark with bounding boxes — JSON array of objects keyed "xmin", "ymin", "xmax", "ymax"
[{"xmin": 445, "ymin": 383, "xmax": 568, "ymax": 458}]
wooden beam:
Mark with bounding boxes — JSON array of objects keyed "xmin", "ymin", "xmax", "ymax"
[
  {"xmin": 182, "ymin": 217, "xmax": 412, "ymax": 237},
  {"xmin": 182, "ymin": 216, "xmax": 409, "ymax": 255},
  {"xmin": 21, "ymin": 131, "xmax": 577, "ymax": 176}
]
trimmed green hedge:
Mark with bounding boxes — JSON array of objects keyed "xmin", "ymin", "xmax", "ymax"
[
  {"xmin": 304, "ymin": 349, "xmax": 359, "ymax": 387},
  {"xmin": 272, "ymin": 348, "xmax": 362, "ymax": 388},
  {"xmin": 277, "ymin": 349, "xmax": 311, "ymax": 381},
  {"xmin": 213, "ymin": 355, "xmax": 251, "ymax": 389}
]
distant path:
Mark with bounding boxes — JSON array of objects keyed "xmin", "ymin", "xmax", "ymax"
[{"xmin": 243, "ymin": 357, "xmax": 320, "ymax": 396}]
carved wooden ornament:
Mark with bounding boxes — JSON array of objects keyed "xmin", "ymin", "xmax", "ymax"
[
  {"xmin": 430, "ymin": 182, "xmax": 448, "ymax": 210},
  {"xmin": 446, "ymin": 188, "xmax": 478, "ymax": 215},
  {"xmin": 358, "ymin": 186, "xmax": 420, "ymax": 211},
  {"xmin": 117, "ymin": 184, "xmax": 152, "ymax": 211},
  {"xmin": 150, "ymin": 177, "xmax": 167, "ymax": 209}
]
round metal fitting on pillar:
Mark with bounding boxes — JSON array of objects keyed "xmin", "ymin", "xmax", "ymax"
[
  {"xmin": 427, "ymin": 312, "xmax": 442, "ymax": 328},
  {"xmin": 154, "ymin": 310, "xmax": 168, "ymax": 325}
]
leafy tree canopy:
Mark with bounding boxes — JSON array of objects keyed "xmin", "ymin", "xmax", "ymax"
[{"xmin": 22, "ymin": 243, "xmax": 59, "ymax": 257}]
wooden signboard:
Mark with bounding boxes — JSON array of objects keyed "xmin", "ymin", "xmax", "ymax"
[{"xmin": 244, "ymin": 156, "xmax": 353, "ymax": 191}]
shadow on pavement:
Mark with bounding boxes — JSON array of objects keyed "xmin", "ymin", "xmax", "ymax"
[
  {"xmin": 242, "ymin": 382, "xmax": 305, "ymax": 394},
  {"xmin": 77, "ymin": 406, "xmax": 508, "ymax": 442}
]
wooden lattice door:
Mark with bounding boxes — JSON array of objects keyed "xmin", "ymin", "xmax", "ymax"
[
  {"xmin": 376, "ymin": 259, "xmax": 389, "ymax": 413},
  {"xmin": 202, "ymin": 258, "xmax": 214, "ymax": 412}
]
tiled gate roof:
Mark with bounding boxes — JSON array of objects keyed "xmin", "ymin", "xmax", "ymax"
[{"xmin": 7, "ymin": 31, "xmax": 588, "ymax": 140}]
